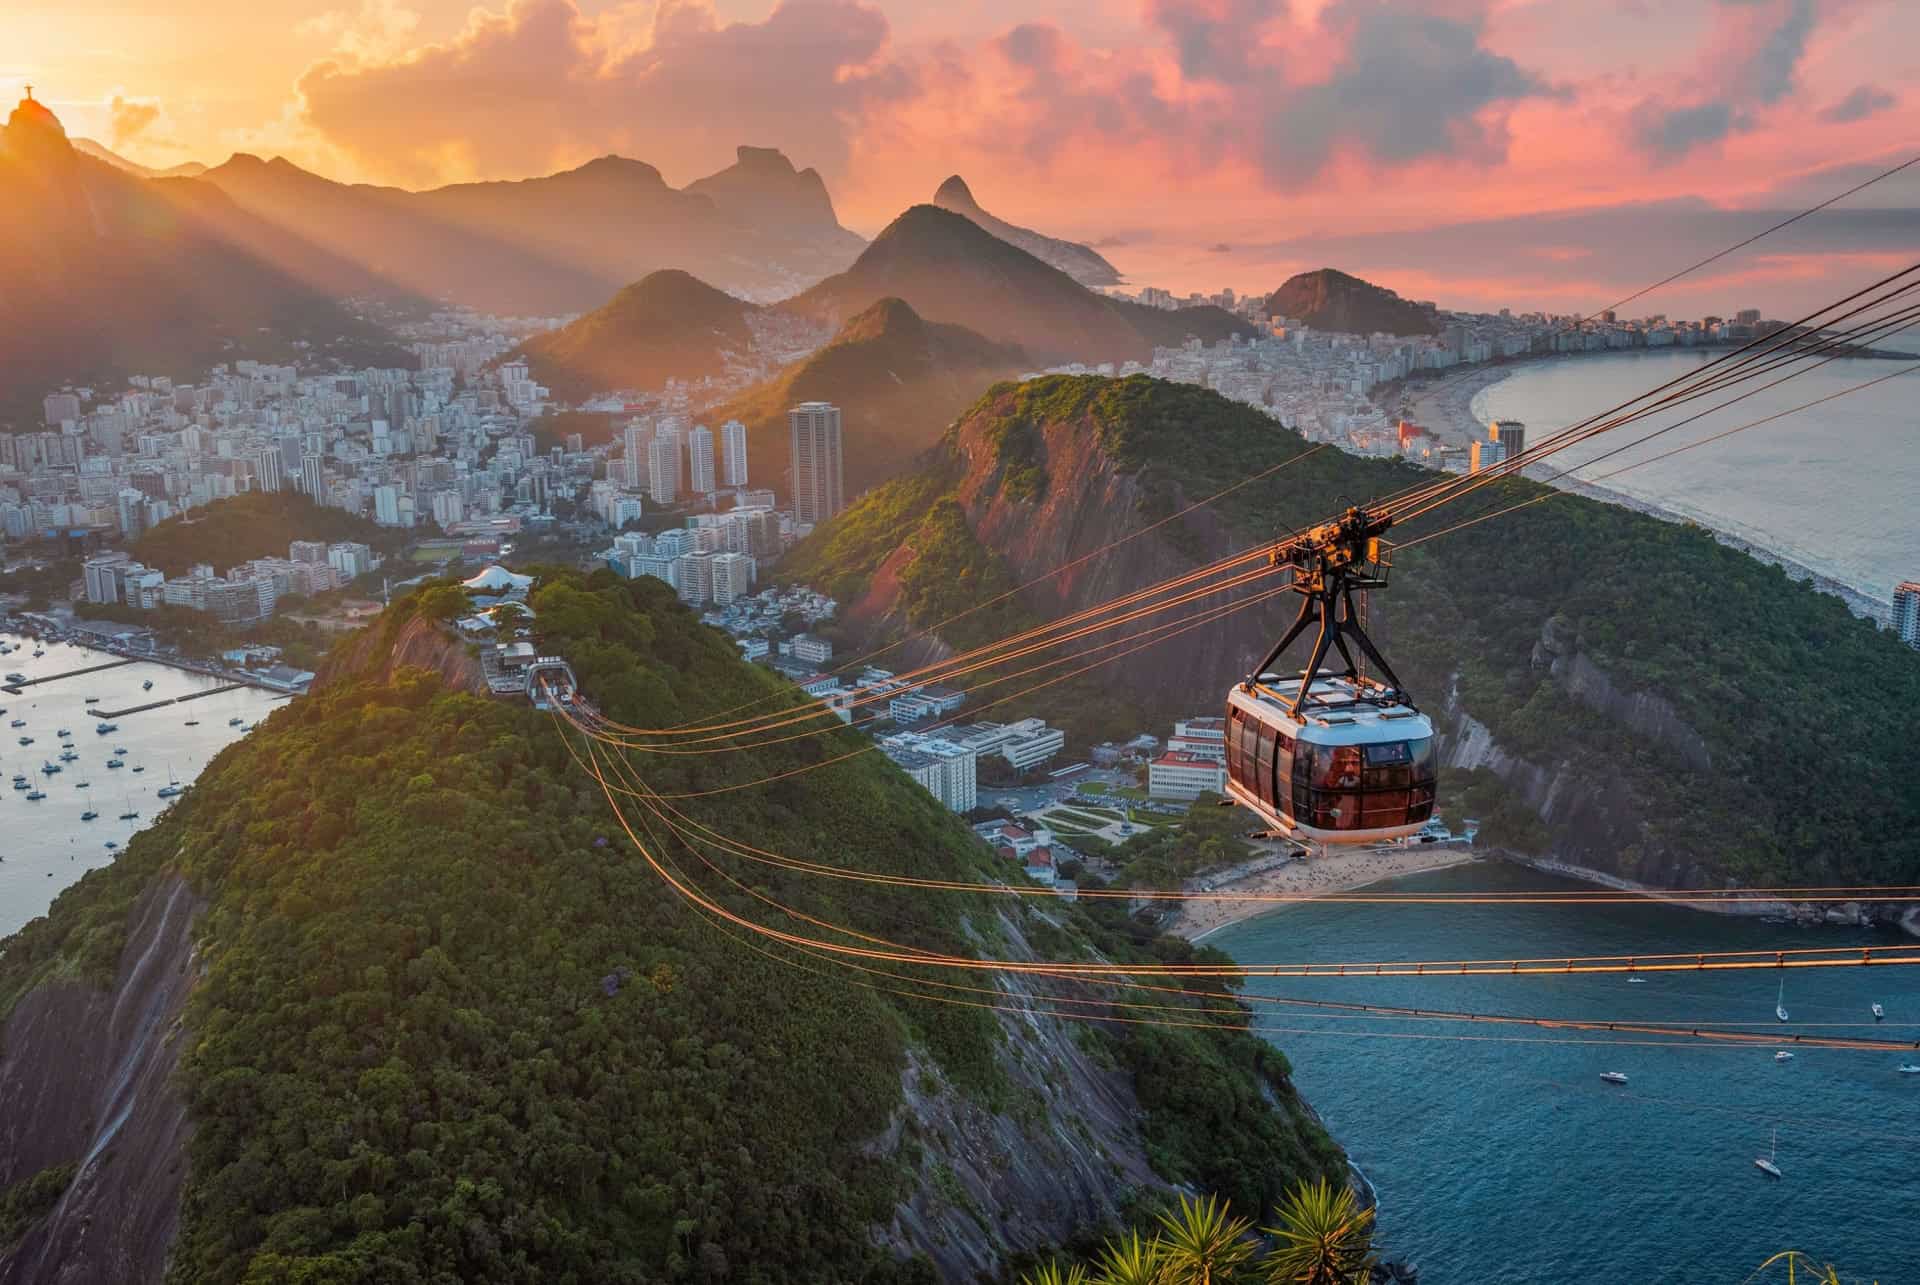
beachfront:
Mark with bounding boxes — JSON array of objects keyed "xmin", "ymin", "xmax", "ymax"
[{"xmin": 1170, "ymin": 845, "xmax": 1483, "ymax": 942}]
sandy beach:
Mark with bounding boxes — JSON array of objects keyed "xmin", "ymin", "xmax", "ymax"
[{"xmin": 1169, "ymin": 845, "xmax": 1483, "ymax": 943}]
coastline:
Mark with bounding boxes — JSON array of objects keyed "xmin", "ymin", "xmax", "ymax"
[
  {"xmin": 1171, "ymin": 845, "xmax": 1483, "ymax": 944},
  {"xmin": 1390, "ymin": 354, "xmax": 1894, "ymax": 624}
]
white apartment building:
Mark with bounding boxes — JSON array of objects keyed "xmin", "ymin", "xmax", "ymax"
[
  {"xmin": 791, "ymin": 633, "xmax": 834, "ymax": 664},
  {"xmin": 721, "ymin": 419, "xmax": 749, "ymax": 487},
  {"xmin": 710, "ymin": 551, "xmax": 755, "ymax": 604},
  {"xmin": 958, "ymin": 718, "xmax": 1065, "ymax": 772},
  {"xmin": 881, "ymin": 732, "xmax": 978, "ymax": 812},
  {"xmin": 688, "ymin": 424, "xmax": 716, "ymax": 494},
  {"xmin": 1148, "ymin": 750, "xmax": 1229, "ymax": 800}
]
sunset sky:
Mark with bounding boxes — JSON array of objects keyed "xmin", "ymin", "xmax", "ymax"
[{"xmin": 9, "ymin": 0, "xmax": 1917, "ymax": 312}]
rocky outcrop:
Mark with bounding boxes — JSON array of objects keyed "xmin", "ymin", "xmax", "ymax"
[
  {"xmin": 312, "ymin": 613, "xmax": 487, "ymax": 696},
  {"xmin": 0, "ymin": 875, "xmax": 202, "ymax": 1284},
  {"xmin": 931, "ymin": 175, "xmax": 1122, "ymax": 288},
  {"xmin": 1532, "ymin": 616, "xmax": 1711, "ymax": 772},
  {"xmin": 879, "ymin": 910, "xmax": 1171, "ymax": 1277}
]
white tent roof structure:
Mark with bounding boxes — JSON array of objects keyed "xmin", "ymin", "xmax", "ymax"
[{"xmin": 464, "ymin": 565, "xmax": 534, "ymax": 597}]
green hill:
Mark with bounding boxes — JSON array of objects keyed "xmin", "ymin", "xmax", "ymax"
[
  {"xmin": 130, "ymin": 491, "xmax": 393, "ymax": 576},
  {"xmin": 1263, "ymin": 268, "xmax": 1437, "ymax": 336},
  {"xmin": 787, "ymin": 374, "xmax": 1920, "ymax": 888},
  {"xmin": 710, "ymin": 296, "xmax": 1026, "ymax": 497},
  {"xmin": 0, "ymin": 571, "xmax": 1342, "ymax": 1281},
  {"xmin": 515, "ymin": 270, "xmax": 758, "ymax": 401},
  {"xmin": 786, "ymin": 206, "xmax": 1251, "ymax": 366}
]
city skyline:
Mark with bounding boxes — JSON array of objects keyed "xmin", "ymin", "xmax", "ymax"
[{"xmin": 10, "ymin": 0, "xmax": 1917, "ymax": 315}]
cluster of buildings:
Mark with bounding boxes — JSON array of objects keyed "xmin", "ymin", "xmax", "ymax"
[
  {"xmin": 80, "ymin": 540, "xmax": 379, "ymax": 624},
  {"xmin": 874, "ymin": 717, "xmax": 1067, "ymax": 813},
  {"xmin": 1146, "ymin": 717, "xmax": 1229, "ymax": 800}
]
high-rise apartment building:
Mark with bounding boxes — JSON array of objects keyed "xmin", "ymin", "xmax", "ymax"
[
  {"xmin": 721, "ymin": 419, "xmax": 749, "ymax": 487},
  {"xmin": 648, "ymin": 432, "xmax": 681, "ymax": 505},
  {"xmin": 688, "ymin": 424, "xmax": 716, "ymax": 494},
  {"xmin": 1894, "ymin": 581, "xmax": 1920, "ymax": 649},
  {"xmin": 1490, "ymin": 420, "xmax": 1526, "ymax": 463},
  {"xmin": 788, "ymin": 401, "xmax": 845, "ymax": 525},
  {"xmin": 1469, "ymin": 438, "xmax": 1507, "ymax": 474}
]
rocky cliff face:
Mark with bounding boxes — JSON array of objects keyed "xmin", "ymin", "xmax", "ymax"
[
  {"xmin": 312, "ymin": 613, "xmax": 487, "ymax": 696},
  {"xmin": 0, "ymin": 875, "xmax": 202, "ymax": 1284}
]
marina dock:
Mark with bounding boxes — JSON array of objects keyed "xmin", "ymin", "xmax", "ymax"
[
  {"xmin": 1, "ymin": 658, "xmax": 138, "ymax": 694},
  {"xmin": 92, "ymin": 683, "xmax": 253, "ymax": 719}
]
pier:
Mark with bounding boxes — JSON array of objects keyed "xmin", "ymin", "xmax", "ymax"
[
  {"xmin": 0, "ymin": 658, "xmax": 138, "ymax": 694},
  {"xmin": 93, "ymin": 684, "xmax": 252, "ymax": 719}
]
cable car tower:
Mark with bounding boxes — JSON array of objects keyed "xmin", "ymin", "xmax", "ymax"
[{"xmin": 1244, "ymin": 504, "xmax": 1408, "ymax": 715}]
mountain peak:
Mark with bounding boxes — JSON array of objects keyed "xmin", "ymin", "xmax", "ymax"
[
  {"xmin": 933, "ymin": 174, "xmax": 977, "ymax": 209},
  {"xmin": 733, "ymin": 145, "xmax": 798, "ymax": 174},
  {"xmin": 1264, "ymin": 268, "xmax": 1436, "ymax": 336},
  {"xmin": 4, "ymin": 87, "xmax": 74, "ymax": 163},
  {"xmin": 836, "ymin": 295, "xmax": 926, "ymax": 344}
]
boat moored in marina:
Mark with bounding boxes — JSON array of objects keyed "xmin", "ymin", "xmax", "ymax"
[
  {"xmin": 80, "ymin": 809, "xmax": 97, "ymax": 820},
  {"xmin": 106, "ymin": 758, "xmax": 124, "ymax": 768},
  {"xmin": 25, "ymin": 790, "xmax": 45, "ymax": 801},
  {"xmin": 95, "ymin": 722, "xmax": 118, "ymax": 734}
]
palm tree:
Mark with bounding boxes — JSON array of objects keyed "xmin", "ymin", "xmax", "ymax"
[
  {"xmin": 1155, "ymin": 1192, "xmax": 1256, "ymax": 1285},
  {"xmin": 1021, "ymin": 1260, "xmax": 1091, "ymax": 1285},
  {"xmin": 1261, "ymin": 1178, "xmax": 1377, "ymax": 1285},
  {"xmin": 1091, "ymin": 1229, "xmax": 1166, "ymax": 1285}
]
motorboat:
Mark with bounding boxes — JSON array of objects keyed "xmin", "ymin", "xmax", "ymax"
[
  {"xmin": 142, "ymin": 679, "xmax": 153, "ymax": 690},
  {"xmin": 1774, "ymin": 1051, "xmax": 1794, "ymax": 1062},
  {"xmin": 1600, "ymin": 1071, "xmax": 1629, "ymax": 1085},
  {"xmin": 1755, "ymin": 1127, "xmax": 1783, "ymax": 1179},
  {"xmin": 114, "ymin": 746, "xmax": 127, "ymax": 755},
  {"xmin": 1873, "ymin": 1003, "xmax": 1886, "ymax": 1020},
  {"xmin": 5, "ymin": 673, "xmax": 26, "ymax": 683},
  {"xmin": 25, "ymin": 789, "xmax": 45, "ymax": 800},
  {"xmin": 59, "ymin": 748, "xmax": 77, "ymax": 762},
  {"xmin": 95, "ymin": 722, "xmax": 118, "ymax": 734},
  {"xmin": 10, "ymin": 775, "xmax": 27, "ymax": 790},
  {"xmin": 84, "ymin": 696, "xmax": 99, "ymax": 704},
  {"xmin": 132, "ymin": 765, "xmax": 146, "ymax": 773},
  {"xmin": 228, "ymin": 716, "xmax": 245, "ymax": 727},
  {"xmin": 40, "ymin": 762, "xmax": 60, "ymax": 775},
  {"xmin": 1899, "ymin": 1064, "xmax": 1920, "ymax": 1075},
  {"xmin": 104, "ymin": 840, "xmax": 118, "ymax": 850},
  {"xmin": 16, "ymin": 735, "xmax": 31, "ymax": 746},
  {"xmin": 1628, "ymin": 977, "xmax": 1648, "ymax": 984},
  {"xmin": 55, "ymin": 727, "xmax": 70, "ymax": 737},
  {"xmin": 106, "ymin": 758, "xmax": 124, "ymax": 768},
  {"xmin": 10, "ymin": 717, "xmax": 25, "ymax": 727}
]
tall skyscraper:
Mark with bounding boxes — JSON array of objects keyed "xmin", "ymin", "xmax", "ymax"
[
  {"xmin": 1491, "ymin": 419, "xmax": 1526, "ymax": 463},
  {"xmin": 788, "ymin": 401, "xmax": 845, "ymax": 525},
  {"xmin": 1894, "ymin": 581, "xmax": 1920, "ymax": 649},
  {"xmin": 721, "ymin": 419, "xmax": 749, "ymax": 487},
  {"xmin": 688, "ymin": 424, "xmax": 716, "ymax": 495},
  {"xmin": 648, "ymin": 431, "xmax": 682, "ymax": 505}
]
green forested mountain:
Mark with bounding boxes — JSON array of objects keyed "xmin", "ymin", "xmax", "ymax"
[
  {"xmin": 786, "ymin": 375, "xmax": 1920, "ymax": 886},
  {"xmin": 0, "ymin": 570, "xmax": 1341, "ymax": 1281},
  {"xmin": 131, "ymin": 490, "xmax": 393, "ymax": 575},
  {"xmin": 514, "ymin": 270, "xmax": 759, "ymax": 401},
  {"xmin": 710, "ymin": 296, "xmax": 1027, "ymax": 497}
]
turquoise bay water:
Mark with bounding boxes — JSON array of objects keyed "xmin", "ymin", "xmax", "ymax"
[
  {"xmin": 1212, "ymin": 863, "xmax": 1920, "ymax": 1281},
  {"xmin": 0, "ymin": 630, "xmax": 284, "ymax": 936},
  {"xmin": 1470, "ymin": 352, "xmax": 1919, "ymax": 606}
]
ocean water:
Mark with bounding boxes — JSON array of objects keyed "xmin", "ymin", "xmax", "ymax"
[
  {"xmin": 0, "ymin": 631, "xmax": 285, "ymax": 937},
  {"xmin": 1470, "ymin": 352, "xmax": 1920, "ymax": 606},
  {"xmin": 1211, "ymin": 863, "xmax": 1920, "ymax": 1282}
]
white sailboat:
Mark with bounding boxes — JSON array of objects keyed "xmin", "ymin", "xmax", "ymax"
[
  {"xmin": 1872, "ymin": 1002, "xmax": 1885, "ymax": 1020},
  {"xmin": 1755, "ymin": 1127, "xmax": 1783, "ymax": 1179},
  {"xmin": 1775, "ymin": 974, "xmax": 1789, "ymax": 1023}
]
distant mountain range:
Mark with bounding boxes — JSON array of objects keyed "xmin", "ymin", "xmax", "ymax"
[
  {"xmin": 788, "ymin": 205, "xmax": 1251, "ymax": 366},
  {"xmin": 0, "ymin": 94, "xmax": 405, "ymax": 422},
  {"xmin": 513, "ymin": 270, "xmax": 760, "ymax": 401},
  {"xmin": 710, "ymin": 297, "xmax": 1027, "ymax": 496},
  {"xmin": 71, "ymin": 137, "xmax": 207, "ymax": 179},
  {"xmin": 197, "ymin": 145, "xmax": 866, "ymax": 314},
  {"xmin": 1264, "ymin": 267, "xmax": 1437, "ymax": 336},
  {"xmin": 931, "ymin": 175, "xmax": 1121, "ymax": 288}
]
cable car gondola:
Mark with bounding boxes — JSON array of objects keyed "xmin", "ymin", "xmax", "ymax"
[{"xmin": 1223, "ymin": 505, "xmax": 1437, "ymax": 844}]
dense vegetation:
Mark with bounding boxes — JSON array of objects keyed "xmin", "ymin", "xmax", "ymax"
[
  {"xmin": 793, "ymin": 374, "xmax": 1920, "ymax": 887},
  {"xmin": 709, "ymin": 296, "xmax": 1026, "ymax": 496},
  {"xmin": 0, "ymin": 1165, "xmax": 76, "ymax": 1254},
  {"xmin": 2, "ymin": 570, "xmax": 1341, "ymax": 1280},
  {"xmin": 515, "ymin": 270, "xmax": 756, "ymax": 401},
  {"xmin": 131, "ymin": 491, "xmax": 394, "ymax": 575}
]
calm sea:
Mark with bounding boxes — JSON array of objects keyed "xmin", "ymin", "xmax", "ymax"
[
  {"xmin": 1471, "ymin": 351, "xmax": 1920, "ymax": 607},
  {"xmin": 1212, "ymin": 863, "xmax": 1920, "ymax": 1282},
  {"xmin": 0, "ymin": 630, "xmax": 285, "ymax": 937}
]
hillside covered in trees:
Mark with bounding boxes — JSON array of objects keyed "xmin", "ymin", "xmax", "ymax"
[
  {"xmin": 131, "ymin": 490, "xmax": 395, "ymax": 575},
  {"xmin": 787, "ymin": 375, "xmax": 1920, "ymax": 888},
  {"xmin": 0, "ymin": 570, "xmax": 1343, "ymax": 1282}
]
